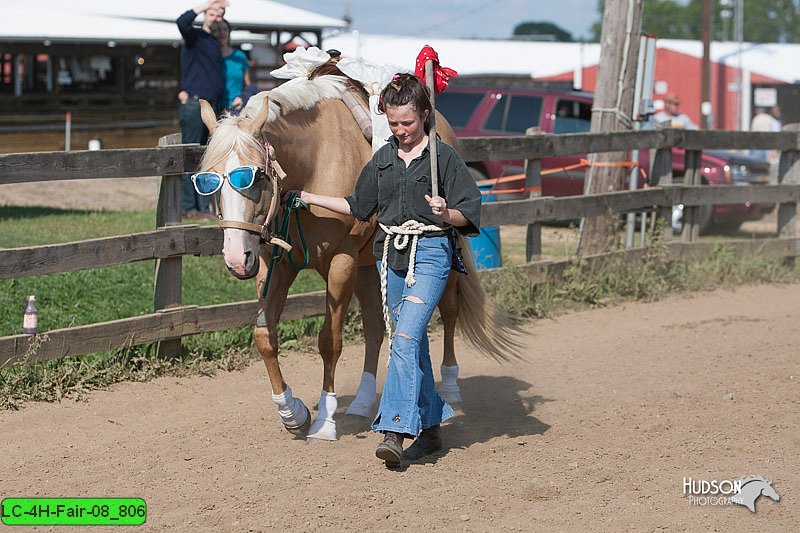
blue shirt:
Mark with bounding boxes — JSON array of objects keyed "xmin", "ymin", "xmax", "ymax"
[
  {"xmin": 176, "ymin": 9, "xmax": 224, "ymax": 107},
  {"xmin": 222, "ymin": 50, "xmax": 250, "ymax": 108}
]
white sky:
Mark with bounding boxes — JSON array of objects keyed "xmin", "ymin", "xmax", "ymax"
[{"xmin": 283, "ymin": 0, "xmax": 604, "ymax": 41}]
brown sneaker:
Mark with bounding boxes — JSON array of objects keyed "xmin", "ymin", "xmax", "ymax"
[
  {"xmin": 375, "ymin": 431, "xmax": 404, "ymax": 464},
  {"xmin": 403, "ymin": 424, "xmax": 442, "ymax": 460}
]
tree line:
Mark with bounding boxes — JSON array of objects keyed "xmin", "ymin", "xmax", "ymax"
[{"xmin": 514, "ymin": 0, "xmax": 800, "ymax": 43}]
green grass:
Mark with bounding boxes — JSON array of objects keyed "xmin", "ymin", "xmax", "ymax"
[
  {"xmin": 0, "ymin": 206, "xmax": 154, "ymax": 246},
  {"xmin": 484, "ymin": 240, "xmax": 798, "ymax": 321},
  {"xmin": 0, "ymin": 206, "xmax": 330, "ymax": 408},
  {"xmin": 1, "ymin": 207, "xmax": 797, "ymax": 409},
  {"xmin": 0, "ymin": 207, "xmax": 325, "ymax": 336}
]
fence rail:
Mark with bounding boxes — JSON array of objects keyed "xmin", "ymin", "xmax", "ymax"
[{"xmin": 2, "ymin": 127, "xmax": 799, "ymax": 364}]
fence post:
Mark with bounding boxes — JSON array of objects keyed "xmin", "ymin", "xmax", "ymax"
[
  {"xmin": 777, "ymin": 124, "xmax": 800, "ymax": 269},
  {"xmin": 651, "ymin": 147, "xmax": 673, "ymax": 243},
  {"xmin": 524, "ymin": 156, "xmax": 542, "ymax": 262},
  {"xmin": 153, "ymin": 134, "xmax": 187, "ymax": 358},
  {"xmin": 681, "ymin": 149, "xmax": 702, "ymax": 242}
]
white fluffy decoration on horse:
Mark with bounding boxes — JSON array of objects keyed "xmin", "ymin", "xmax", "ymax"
[
  {"xmin": 270, "ymin": 47, "xmax": 408, "ymax": 154},
  {"xmin": 336, "ymin": 56, "xmax": 406, "ymax": 92},
  {"xmin": 337, "ymin": 56, "xmax": 408, "ymax": 153},
  {"xmin": 270, "ymin": 46, "xmax": 331, "ymax": 79}
]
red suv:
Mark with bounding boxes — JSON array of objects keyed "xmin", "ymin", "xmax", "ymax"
[{"xmin": 437, "ymin": 81, "xmax": 774, "ymax": 233}]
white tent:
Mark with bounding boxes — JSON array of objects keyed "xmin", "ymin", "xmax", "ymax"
[
  {"xmin": 324, "ymin": 33, "xmax": 800, "ymax": 84},
  {"xmin": 1, "ymin": 0, "xmax": 346, "ymax": 44},
  {"xmin": 324, "ymin": 33, "xmax": 600, "ymax": 79}
]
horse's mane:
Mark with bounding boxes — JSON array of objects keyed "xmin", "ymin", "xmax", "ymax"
[
  {"xmin": 201, "ymin": 76, "xmax": 349, "ymax": 171},
  {"xmin": 243, "ymin": 75, "xmax": 349, "ymax": 123}
]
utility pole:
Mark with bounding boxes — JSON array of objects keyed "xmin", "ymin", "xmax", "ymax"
[
  {"xmin": 701, "ymin": 0, "xmax": 712, "ymax": 129},
  {"xmin": 577, "ymin": 0, "xmax": 644, "ymax": 256},
  {"xmin": 343, "ymin": 0, "xmax": 352, "ymax": 30}
]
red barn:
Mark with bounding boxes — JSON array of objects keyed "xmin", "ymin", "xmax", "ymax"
[{"xmin": 538, "ymin": 45, "xmax": 788, "ymax": 130}]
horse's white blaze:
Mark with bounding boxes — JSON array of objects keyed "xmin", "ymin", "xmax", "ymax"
[{"xmin": 220, "ymin": 153, "xmax": 252, "ymax": 276}]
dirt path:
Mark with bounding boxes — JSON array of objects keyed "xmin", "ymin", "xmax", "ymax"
[
  {"xmin": 0, "ymin": 178, "xmax": 161, "ymax": 212},
  {"xmin": 1, "ymin": 283, "xmax": 797, "ymax": 531},
  {"xmin": 2, "ymin": 177, "xmax": 795, "ymax": 530}
]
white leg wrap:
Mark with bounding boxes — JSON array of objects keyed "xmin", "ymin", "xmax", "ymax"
[
  {"xmin": 307, "ymin": 391, "xmax": 338, "ymax": 441},
  {"xmin": 345, "ymin": 372, "xmax": 378, "ymax": 418},
  {"xmin": 438, "ymin": 364, "xmax": 463, "ymax": 404},
  {"xmin": 271, "ymin": 385, "xmax": 309, "ymax": 429}
]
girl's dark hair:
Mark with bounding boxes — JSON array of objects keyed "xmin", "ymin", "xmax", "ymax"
[{"xmin": 378, "ymin": 73, "xmax": 432, "ymax": 132}]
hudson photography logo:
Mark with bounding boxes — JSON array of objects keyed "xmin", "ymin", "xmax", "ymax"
[{"xmin": 683, "ymin": 475, "xmax": 780, "ymax": 513}]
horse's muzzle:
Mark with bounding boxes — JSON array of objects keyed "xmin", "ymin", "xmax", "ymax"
[{"xmin": 227, "ymin": 249, "xmax": 260, "ymax": 279}]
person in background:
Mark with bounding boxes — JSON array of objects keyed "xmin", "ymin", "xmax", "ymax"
[
  {"xmin": 238, "ymin": 82, "xmax": 261, "ymax": 108},
  {"xmin": 290, "ymin": 74, "xmax": 481, "ymax": 467},
  {"xmin": 176, "ymin": 0, "xmax": 227, "ymax": 220},
  {"xmin": 750, "ymin": 105, "xmax": 782, "ymax": 182},
  {"xmin": 750, "ymin": 106, "xmax": 782, "ymax": 134},
  {"xmin": 211, "ymin": 18, "xmax": 251, "ymax": 115},
  {"xmin": 652, "ymin": 93, "xmax": 698, "ymax": 130}
]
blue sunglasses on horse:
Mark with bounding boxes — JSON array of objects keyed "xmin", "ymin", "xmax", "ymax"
[{"xmin": 191, "ymin": 165, "xmax": 264, "ymax": 196}]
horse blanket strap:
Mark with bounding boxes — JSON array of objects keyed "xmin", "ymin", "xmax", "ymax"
[
  {"xmin": 341, "ymin": 89, "xmax": 372, "ymax": 143},
  {"xmin": 378, "ymin": 220, "xmax": 442, "ymax": 354}
]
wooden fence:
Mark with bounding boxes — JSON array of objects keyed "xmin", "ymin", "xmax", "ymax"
[{"xmin": 1, "ymin": 128, "xmax": 799, "ymax": 365}]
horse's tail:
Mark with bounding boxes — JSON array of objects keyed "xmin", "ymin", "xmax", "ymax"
[{"xmin": 454, "ymin": 233, "xmax": 526, "ymax": 361}]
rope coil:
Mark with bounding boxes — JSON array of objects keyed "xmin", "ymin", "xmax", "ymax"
[{"xmin": 378, "ymin": 220, "xmax": 442, "ymax": 353}]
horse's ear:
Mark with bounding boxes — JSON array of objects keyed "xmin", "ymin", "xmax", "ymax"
[
  {"xmin": 244, "ymin": 95, "xmax": 270, "ymax": 137},
  {"xmin": 199, "ymin": 99, "xmax": 219, "ymax": 134}
]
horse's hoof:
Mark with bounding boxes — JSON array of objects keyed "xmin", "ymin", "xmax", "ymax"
[
  {"xmin": 345, "ymin": 397, "xmax": 376, "ymax": 418},
  {"xmin": 283, "ymin": 405, "xmax": 312, "ymax": 436},
  {"xmin": 438, "ymin": 384, "xmax": 463, "ymax": 404},
  {"xmin": 306, "ymin": 418, "xmax": 337, "ymax": 441}
]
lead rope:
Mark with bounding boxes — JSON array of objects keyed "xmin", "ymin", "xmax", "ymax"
[
  {"xmin": 379, "ymin": 220, "xmax": 442, "ymax": 355},
  {"xmin": 261, "ymin": 192, "xmax": 309, "ymax": 300}
]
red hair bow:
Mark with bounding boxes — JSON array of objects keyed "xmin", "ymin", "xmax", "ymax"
[{"xmin": 414, "ymin": 45, "xmax": 458, "ymax": 95}]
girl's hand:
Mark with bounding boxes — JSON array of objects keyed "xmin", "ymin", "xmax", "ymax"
[
  {"xmin": 284, "ymin": 190, "xmax": 311, "ymax": 204},
  {"xmin": 425, "ymin": 194, "xmax": 447, "ymax": 218}
]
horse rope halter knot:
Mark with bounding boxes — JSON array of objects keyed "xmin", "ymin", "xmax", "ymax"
[{"xmin": 216, "ymin": 141, "xmax": 293, "ymax": 252}]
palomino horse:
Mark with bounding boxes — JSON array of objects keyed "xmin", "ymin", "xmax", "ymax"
[{"xmin": 198, "ymin": 75, "xmax": 518, "ymax": 441}]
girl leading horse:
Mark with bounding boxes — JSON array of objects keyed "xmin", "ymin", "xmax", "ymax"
[{"xmin": 197, "ymin": 72, "xmax": 520, "ymax": 443}]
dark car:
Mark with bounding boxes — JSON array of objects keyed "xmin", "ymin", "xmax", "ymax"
[{"xmin": 437, "ymin": 81, "xmax": 774, "ymax": 233}]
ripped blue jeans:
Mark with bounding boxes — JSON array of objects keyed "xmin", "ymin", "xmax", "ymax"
[{"xmin": 372, "ymin": 235, "xmax": 455, "ymax": 437}]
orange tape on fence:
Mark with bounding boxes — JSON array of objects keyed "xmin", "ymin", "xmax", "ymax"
[
  {"xmin": 475, "ymin": 158, "xmax": 646, "ymax": 196},
  {"xmin": 475, "ymin": 174, "xmax": 539, "ymax": 195},
  {"xmin": 541, "ymin": 160, "xmax": 590, "ymax": 176},
  {"xmin": 480, "ymin": 186, "xmax": 542, "ymax": 195}
]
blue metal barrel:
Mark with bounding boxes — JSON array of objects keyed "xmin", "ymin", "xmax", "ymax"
[{"xmin": 468, "ymin": 184, "xmax": 502, "ymax": 269}]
